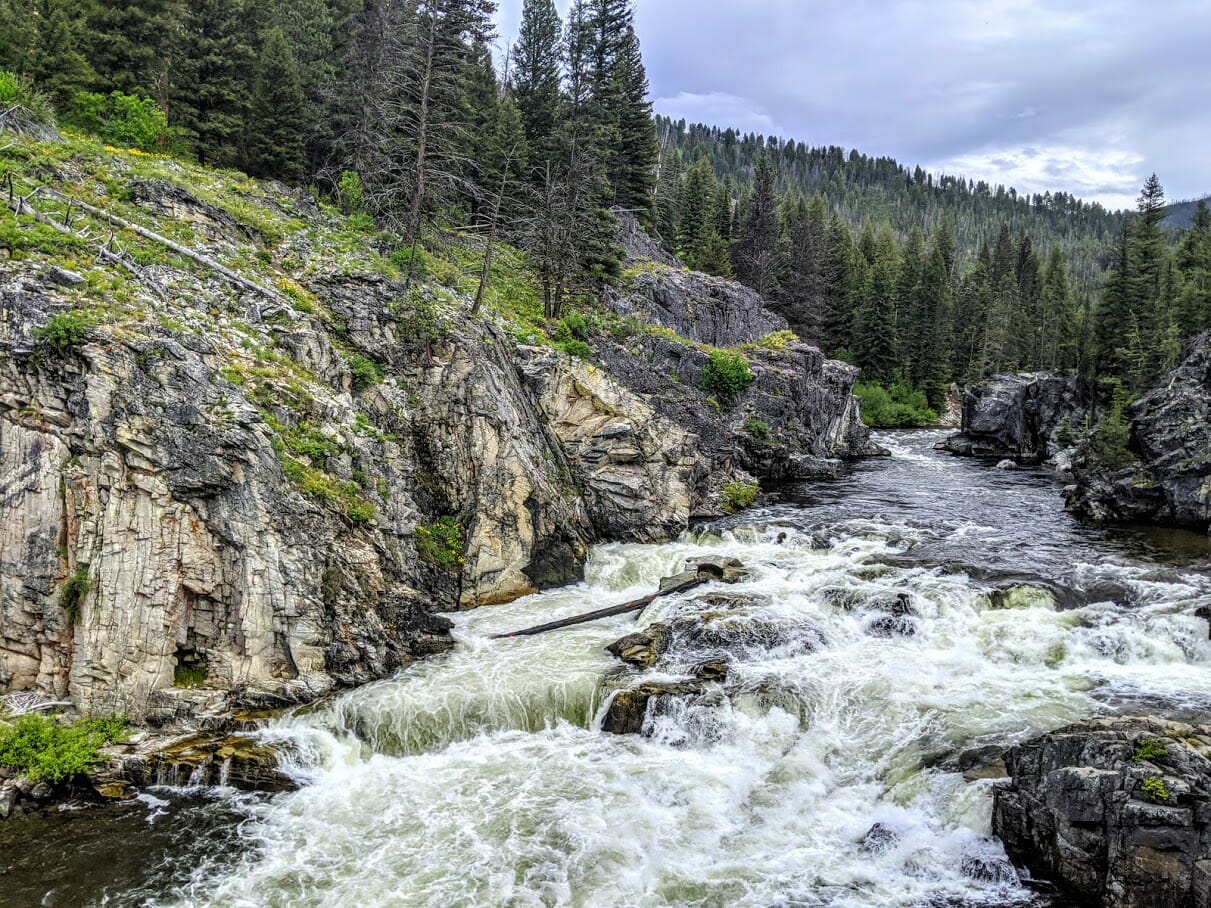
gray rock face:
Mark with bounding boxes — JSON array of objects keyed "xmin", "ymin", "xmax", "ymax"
[
  {"xmin": 944, "ymin": 372, "xmax": 1087, "ymax": 463},
  {"xmin": 0, "ymin": 174, "xmax": 879, "ymax": 723},
  {"xmin": 611, "ymin": 264, "xmax": 787, "ymax": 347},
  {"xmin": 1066, "ymin": 333, "xmax": 1211, "ymax": 533},
  {"xmin": 993, "ymin": 716, "xmax": 1211, "ymax": 908},
  {"xmin": 595, "ymin": 334, "xmax": 880, "ymax": 489},
  {"xmin": 0, "ymin": 265, "xmax": 712, "ymax": 720}
]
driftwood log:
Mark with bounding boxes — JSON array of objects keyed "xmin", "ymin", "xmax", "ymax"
[{"xmin": 491, "ymin": 557, "xmax": 747, "ymax": 640}]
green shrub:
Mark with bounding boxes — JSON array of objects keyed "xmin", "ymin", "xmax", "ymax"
[
  {"xmin": 1055, "ymin": 418, "xmax": 1076, "ymax": 448},
  {"xmin": 556, "ymin": 338, "xmax": 592, "ymax": 359},
  {"xmin": 65, "ymin": 90, "xmax": 166, "ymax": 151},
  {"xmin": 722, "ymin": 480, "xmax": 759, "ymax": 513},
  {"xmin": 33, "ymin": 310, "xmax": 95, "ymax": 352},
  {"xmin": 1141, "ymin": 776, "xmax": 1170, "ymax": 802},
  {"xmin": 416, "ymin": 516, "xmax": 465, "ymax": 568},
  {"xmin": 280, "ymin": 456, "xmax": 376, "ymax": 525},
  {"xmin": 1090, "ymin": 383, "xmax": 1136, "ymax": 471},
  {"xmin": 58, "ymin": 568, "xmax": 93, "ymax": 624},
  {"xmin": 556, "ymin": 312, "xmax": 589, "ymax": 341},
  {"xmin": 348, "ymin": 355, "xmax": 385, "ymax": 392},
  {"xmin": 173, "ymin": 665, "xmax": 208, "ymax": 689},
  {"xmin": 743, "ymin": 418, "xmax": 772, "ymax": 441},
  {"xmin": 0, "ymin": 714, "xmax": 128, "ymax": 783},
  {"xmin": 338, "ymin": 170, "xmax": 366, "ymax": 214},
  {"xmin": 854, "ymin": 380, "xmax": 939, "ymax": 428},
  {"xmin": 0, "ymin": 69, "xmax": 55, "ymax": 127},
  {"xmin": 700, "ymin": 350, "xmax": 755, "ymax": 406},
  {"xmin": 1134, "ymin": 738, "xmax": 1168, "ymax": 763}
]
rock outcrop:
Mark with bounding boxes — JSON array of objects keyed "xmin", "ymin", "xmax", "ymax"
[
  {"xmin": 1066, "ymin": 333, "xmax": 1211, "ymax": 533},
  {"xmin": 993, "ymin": 716, "xmax": 1211, "ymax": 907},
  {"xmin": 0, "ymin": 150, "xmax": 877, "ymax": 722},
  {"xmin": 610, "ymin": 264, "xmax": 787, "ymax": 348},
  {"xmin": 943, "ymin": 372, "xmax": 1087, "ymax": 463},
  {"xmin": 596, "ymin": 334, "xmax": 880, "ymax": 482}
]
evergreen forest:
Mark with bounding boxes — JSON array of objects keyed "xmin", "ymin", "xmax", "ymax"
[{"xmin": 3, "ymin": 0, "xmax": 1209, "ymax": 411}]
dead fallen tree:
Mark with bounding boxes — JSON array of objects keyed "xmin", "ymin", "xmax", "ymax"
[{"xmin": 491, "ymin": 557, "xmax": 747, "ymax": 639}]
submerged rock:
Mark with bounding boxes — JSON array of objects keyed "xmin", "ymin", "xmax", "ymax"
[
  {"xmin": 993, "ymin": 716, "xmax": 1211, "ymax": 907},
  {"xmin": 600, "ymin": 681, "xmax": 705, "ymax": 736},
  {"xmin": 1066, "ymin": 332, "xmax": 1211, "ymax": 533},
  {"xmin": 944, "ymin": 373, "xmax": 1087, "ymax": 464}
]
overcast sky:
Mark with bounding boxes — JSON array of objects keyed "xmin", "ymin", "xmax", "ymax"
[{"xmin": 495, "ymin": 0, "xmax": 1211, "ymax": 211}]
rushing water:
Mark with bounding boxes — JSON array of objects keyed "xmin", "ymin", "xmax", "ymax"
[{"xmin": 5, "ymin": 431, "xmax": 1210, "ymax": 908}]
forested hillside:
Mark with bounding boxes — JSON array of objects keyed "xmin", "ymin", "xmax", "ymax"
[
  {"xmin": 654, "ymin": 118, "xmax": 1124, "ymax": 294},
  {"xmin": 653, "ymin": 121, "xmax": 1211, "ymax": 410},
  {"xmin": 0, "ymin": 0, "xmax": 656, "ymax": 318},
  {"xmin": 2, "ymin": 0, "xmax": 1209, "ymax": 420}
]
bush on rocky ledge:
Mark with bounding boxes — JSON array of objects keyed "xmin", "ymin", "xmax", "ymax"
[{"xmin": 0, "ymin": 714, "xmax": 128, "ymax": 784}]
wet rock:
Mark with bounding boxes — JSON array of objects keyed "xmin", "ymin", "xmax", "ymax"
[
  {"xmin": 605, "ymin": 630, "xmax": 668, "ymax": 668},
  {"xmin": 865, "ymin": 614, "xmax": 919, "ymax": 638},
  {"xmin": 0, "ymin": 783, "xmax": 17, "ymax": 819},
  {"xmin": 860, "ymin": 822, "xmax": 900, "ymax": 853},
  {"xmin": 1066, "ymin": 332, "xmax": 1211, "ymax": 534},
  {"xmin": 687, "ymin": 556, "xmax": 748, "ymax": 583},
  {"xmin": 960, "ymin": 846, "xmax": 1019, "ymax": 885},
  {"xmin": 600, "ymin": 681, "xmax": 704, "ymax": 736},
  {"xmin": 993, "ymin": 716, "xmax": 1211, "ymax": 907},
  {"xmin": 107, "ymin": 731, "xmax": 297, "ymax": 793},
  {"xmin": 944, "ymin": 373, "xmax": 1087, "ymax": 464},
  {"xmin": 1196, "ymin": 605, "xmax": 1211, "ymax": 639}
]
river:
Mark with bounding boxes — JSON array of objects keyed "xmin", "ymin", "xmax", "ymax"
[{"xmin": 3, "ymin": 430, "xmax": 1209, "ymax": 908}]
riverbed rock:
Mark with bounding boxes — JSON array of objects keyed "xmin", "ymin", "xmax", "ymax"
[
  {"xmin": 1066, "ymin": 332, "xmax": 1211, "ymax": 533},
  {"xmin": 993, "ymin": 716, "xmax": 1211, "ymax": 907},
  {"xmin": 600, "ymin": 680, "xmax": 705, "ymax": 736},
  {"xmin": 944, "ymin": 373, "xmax": 1087, "ymax": 463}
]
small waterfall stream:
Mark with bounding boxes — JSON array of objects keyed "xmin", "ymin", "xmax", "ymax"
[{"xmin": 6, "ymin": 431, "xmax": 1209, "ymax": 908}]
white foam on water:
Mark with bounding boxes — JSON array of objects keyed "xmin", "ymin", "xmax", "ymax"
[{"xmin": 155, "ymin": 518, "xmax": 1210, "ymax": 908}]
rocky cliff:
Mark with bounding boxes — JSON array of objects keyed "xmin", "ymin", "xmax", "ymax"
[
  {"xmin": 994, "ymin": 717, "xmax": 1211, "ymax": 908},
  {"xmin": 1066, "ymin": 333, "xmax": 1211, "ymax": 533},
  {"xmin": 0, "ymin": 137, "xmax": 875, "ymax": 721},
  {"xmin": 943, "ymin": 372, "xmax": 1087, "ymax": 464}
]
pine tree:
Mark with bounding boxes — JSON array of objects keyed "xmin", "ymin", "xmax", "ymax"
[
  {"xmin": 731, "ymin": 152, "xmax": 781, "ymax": 297},
  {"xmin": 677, "ymin": 157, "xmax": 715, "ymax": 265},
  {"xmin": 918, "ymin": 227, "xmax": 955, "ymax": 406},
  {"xmin": 511, "ymin": 0, "xmax": 562, "ymax": 168},
  {"xmin": 24, "ymin": 0, "xmax": 95, "ymax": 110},
  {"xmin": 778, "ymin": 194, "xmax": 835, "ymax": 343},
  {"xmin": 246, "ymin": 27, "xmax": 307, "ymax": 182},
  {"xmin": 1172, "ymin": 201, "xmax": 1211, "ymax": 339},
  {"xmin": 87, "ymin": 0, "xmax": 181, "ymax": 105},
  {"xmin": 895, "ymin": 224, "xmax": 926, "ymax": 376},
  {"xmin": 852, "ymin": 225, "xmax": 900, "ymax": 381},
  {"xmin": 1038, "ymin": 246, "xmax": 1077, "ymax": 371},
  {"xmin": 604, "ymin": 21, "xmax": 657, "ymax": 217},
  {"xmin": 654, "ymin": 147, "xmax": 683, "ymax": 247},
  {"xmin": 170, "ymin": 0, "xmax": 251, "ymax": 166}
]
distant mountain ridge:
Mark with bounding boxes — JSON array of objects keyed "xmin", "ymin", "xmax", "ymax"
[
  {"xmin": 1164, "ymin": 195, "xmax": 1211, "ymax": 229},
  {"xmin": 657, "ymin": 116, "xmax": 1125, "ymax": 296}
]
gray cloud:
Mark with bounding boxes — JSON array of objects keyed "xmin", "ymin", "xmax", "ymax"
[{"xmin": 496, "ymin": 0, "xmax": 1211, "ymax": 210}]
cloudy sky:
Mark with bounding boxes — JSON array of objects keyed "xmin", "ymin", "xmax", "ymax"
[{"xmin": 495, "ymin": 0, "xmax": 1211, "ymax": 211}]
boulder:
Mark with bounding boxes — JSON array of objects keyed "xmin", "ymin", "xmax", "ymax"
[
  {"xmin": 993, "ymin": 716, "xmax": 1211, "ymax": 907},
  {"xmin": 944, "ymin": 372, "xmax": 1087, "ymax": 463}
]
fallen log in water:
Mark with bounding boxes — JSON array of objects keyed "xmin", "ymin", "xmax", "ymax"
[{"xmin": 491, "ymin": 557, "xmax": 746, "ymax": 640}]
